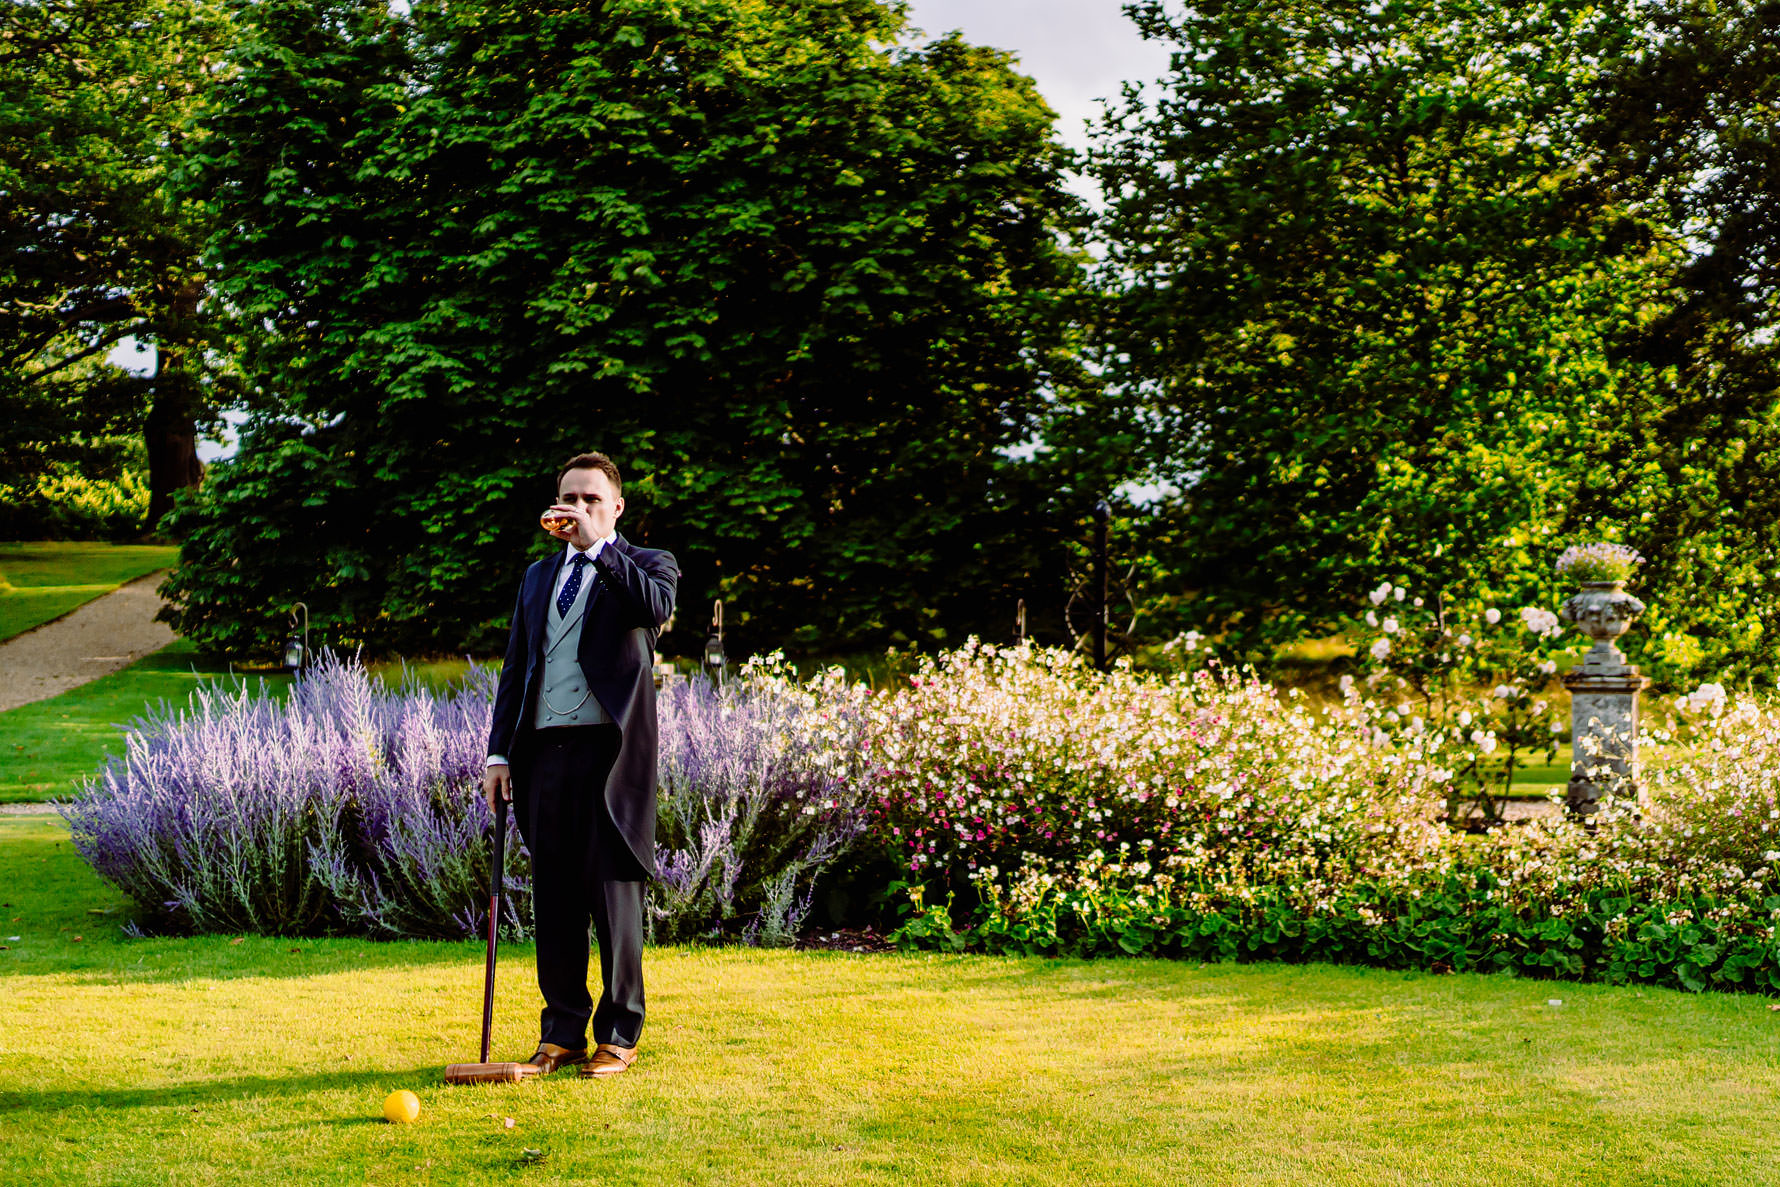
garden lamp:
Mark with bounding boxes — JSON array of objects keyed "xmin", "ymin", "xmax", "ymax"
[
  {"xmin": 283, "ymin": 602, "xmax": 309, "ymax": 674},
  {"xmin": 703, "ymin": 599, "xmax": 726, "ymax": 689}
]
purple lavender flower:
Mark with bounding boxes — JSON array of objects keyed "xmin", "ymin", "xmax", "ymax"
[
  {"xmin": 58, "ymin": 652, "xmax": 872, "ymax": 945},
  {"xmin": 58, "ymin": 652, "xmax": 524, "ymax": 939}
]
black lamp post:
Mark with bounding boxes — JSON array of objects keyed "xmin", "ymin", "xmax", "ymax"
[
  {"xmin": 282, "ymin": 602, "xmax": 309, "ymax": 675},
  {"xmin": 703, "ymin": 599, "xmax": 726, "ymax": 690},
  {"xmin": 1015, "ymin": 597, "xmax": 1026, "ymax": 643},
  {"xmin": 1093, "ymin": 499, "xmax": 1109, "ymax": 671}
]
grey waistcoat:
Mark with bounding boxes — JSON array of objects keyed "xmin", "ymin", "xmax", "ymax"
[{"xmin": 532, "ymin": 559, "xmax": 612, "ymax": 729}]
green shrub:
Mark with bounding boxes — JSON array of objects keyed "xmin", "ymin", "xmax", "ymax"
[
  {"xmin": 0, "ymin": 466, "xmax": 151, "ymax": 540},
  {"xmin": 889, "ymin": 847, "xmax": 1780, "ymax": 995}
]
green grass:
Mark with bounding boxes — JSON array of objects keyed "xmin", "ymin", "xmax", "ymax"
[
  {"xmin": 0, "ymin": 541, "xmax": 179, "ymax": 642},
  {"xmin": 3, "ymin": 812, "xmax": 1779, "ymax": 1185},
  {"xmin": 0, "ymin": 639, "xmax": 259, "ymax": 803}
]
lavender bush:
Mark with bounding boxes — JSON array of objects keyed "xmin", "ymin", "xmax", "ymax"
[
  {"xmin": 650, "ymin": 657, "xmax": 873, "ymax": 945},
  {"xmin": 60, "ymin": 651, "xmax": 873, "ymax": 944},
  {"xmin": 59, "ymin": 653, "xmax": 528, "ymax": 939}
]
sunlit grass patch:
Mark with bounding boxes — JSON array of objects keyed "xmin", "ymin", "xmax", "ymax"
[
  {"xmin": 3, "ymin": 813, "xmax": 1779, "ymax": 1185},
  {"xmin": 0, "ymin": 639, "xmax": 250, "ymax": 802},
  {"xmin": 0, "ymin": 541, "xmax": 178, "ymax": 642}
]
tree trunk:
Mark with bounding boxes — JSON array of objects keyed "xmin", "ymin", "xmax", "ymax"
[
  {"xmin": 144, "ymin": 282, "xmax": 206, "ymax": 533},
  {"xmin": 145, "ymin": 383, "xmax": 204, "ymax": 530}
]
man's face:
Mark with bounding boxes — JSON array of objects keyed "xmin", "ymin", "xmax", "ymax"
[{"xmin": 557, "ymin": 467, "xmax": 623, "ymax": 540}]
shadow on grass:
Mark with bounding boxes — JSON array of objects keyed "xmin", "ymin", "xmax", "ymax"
[{"xmin": 0, "ymin": 1066, "xmax": 452, "ymax": 1115}]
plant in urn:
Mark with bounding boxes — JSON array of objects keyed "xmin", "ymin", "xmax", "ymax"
[
  {"xmin": 1557, "ymin": 543, "xmax": 1646, "ymax": 675},
  {"xmin": 1555, "ymin": 542, "xmax": 1649, "ymax": 817}
]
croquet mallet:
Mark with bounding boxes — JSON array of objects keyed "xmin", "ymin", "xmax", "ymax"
[{"xmin": 445, "ymin": 795, "xmax": 539, "ymax": 1085}]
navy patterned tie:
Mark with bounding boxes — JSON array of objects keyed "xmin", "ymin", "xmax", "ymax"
[{"xmin": 556, "ymin": 553, "xmax": 590, "ymax": 617}]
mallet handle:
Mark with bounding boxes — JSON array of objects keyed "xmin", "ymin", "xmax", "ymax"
[{"xmin": 479, "ymin": 795, "xmax": 508, "ymax": 1065}]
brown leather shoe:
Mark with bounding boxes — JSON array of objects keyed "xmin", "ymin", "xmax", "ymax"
[
  {"xmin": 578, "ymin": 1042, "xmax": 638, "ymax": 1076},
  {"xmin": 525, "ymin": 1042, "xmax": 589, "ymax": 1074}
]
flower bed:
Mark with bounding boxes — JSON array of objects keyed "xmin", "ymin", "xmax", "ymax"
[
  {"xmin": 858, "ymin": 642, "xmax": 1780, "ymax": 995},
  {"xmin": 60, "ymin": 654, "xmax": 870, "ymax": 942},
  {"xmin": 60, "ymin": 640, "xmax": 1780, "ymax": 991}
]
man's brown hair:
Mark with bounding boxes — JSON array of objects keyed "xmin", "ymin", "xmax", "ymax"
[{"xmin": 556, "ymin": 451, "xmax": 622, "ymax": 495}]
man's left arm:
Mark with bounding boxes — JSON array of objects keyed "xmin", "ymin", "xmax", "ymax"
[{"xmin": 594, "ymin": 545, "xmax": 678, "ymax": 629}]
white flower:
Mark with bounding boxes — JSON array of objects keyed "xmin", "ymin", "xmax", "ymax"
[
  {"xmin": 1470, "ymin": 729, "xmax": 1486, "ymax": 745},
  {"xmin": 1457, "ymin": 634, "xmax": 1472, "ymax": 647},
  {"xmin": 1382, "ymin": 616, "xmax": 1400, "ymax": 635},
  {"xmin": 1521, "ymin": 606, "xmax": 1561, "ymax": 637},
  {"xmin": 1532, "ymin": 699, "xmax": 1547, "ymax": 716},
  {"xmin": 1478, "ymin": 735, "xmax": 1498, "ymax": 754},
  {"xmin": 1163, "ymin": 630, "xmax": 1203, "ymax": 654},
  {"xmin": 1550, "ymin": 720, "xmax": 1564, "ymax": 733},
  {"xmin": 1492, "ymin": 684, "xmax": 1513, "ymax": 700},
  {"xmin": 1370, "ymin": 637, "xmax": 1391, "ymax": 660},
  {"xmin": 1412, "ymin": 597, "xmax": 1423, "ymax": 607},
  {"xmin": 1683, "ymin": 682, "xmax": 1728, "ymax": 716},
  {"xmin": 1393, "ymin": 586, "xmax": 1406, "ymax": 602},
  {"xmin": 1370, "ymin": 582, "xmax": 1393, "ymax": 606},
  {"xmin": 1371, "ymin": 729, "xmax": 1390, "ymax": 747},
  {"xmin": 1537, "ymin": 659, "xmax": 1558, "ymax": 676},
  {"xmin": 1458, "ymin": 709, "xmax": 1473, "ymax": 726},
  {"xmin": 1338, "ymin": 674, "xmax": 1356, "ymax": 694},
  {"xmin": 1485, "ymin": 607, "xmax": 1501, "ymax": 625}
]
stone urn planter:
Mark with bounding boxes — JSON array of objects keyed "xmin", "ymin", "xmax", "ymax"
[
  {"xmin": 1560, "ymin": 581, "xmax": 1646, "ymax": 675},
  {"xmin": 1558, "ymin": 580, "xmax": 1650, "ymax": 816}
]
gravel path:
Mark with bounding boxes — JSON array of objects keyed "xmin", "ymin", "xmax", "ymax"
[{"xmin": 0, "ymin": 571, "xmax": 175, "ymax": 712}]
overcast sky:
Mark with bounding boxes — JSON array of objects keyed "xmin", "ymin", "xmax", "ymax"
[{"xmin": 900, "ymin": 0, "xmax": 1174, "ymax": 156}]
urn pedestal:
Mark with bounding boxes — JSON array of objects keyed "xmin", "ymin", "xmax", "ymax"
[{"xmin": 1558, "ymin": 581, "xmax": 1650, "ymax": 817}]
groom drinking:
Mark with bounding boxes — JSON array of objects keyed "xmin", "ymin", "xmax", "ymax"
[{"xmin": 481, "ymin": 451, "xmax": 678, "ymax": 1077}]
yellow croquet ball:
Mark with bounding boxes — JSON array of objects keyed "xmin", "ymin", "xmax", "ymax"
[{"xmin": 382, "ymin": 1089, "xmax": 421, "ymax": 1124}]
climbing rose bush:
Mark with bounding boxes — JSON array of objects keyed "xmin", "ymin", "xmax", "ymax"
[
  {"xmin": 1640, "ymin": 690, "xmax": 1780, "ymax": 871},
  {"xmin": 859, "ymin": 642, "xmax": 1780, "ymax": 995}
]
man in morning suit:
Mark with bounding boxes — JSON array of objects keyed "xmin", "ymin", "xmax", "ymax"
[{"xmin": 481, "ymin": 450, "xmax": 678, "ymax": 1077}]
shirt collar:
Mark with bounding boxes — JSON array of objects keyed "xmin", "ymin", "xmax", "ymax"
[{"xmin": 565, "ymin": 532, "xmax": 616, "ymax": 562}]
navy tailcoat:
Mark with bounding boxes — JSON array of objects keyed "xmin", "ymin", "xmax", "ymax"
[{"xmin": 486, "ymin": 533, "xmax": 679, "ymax": 877}]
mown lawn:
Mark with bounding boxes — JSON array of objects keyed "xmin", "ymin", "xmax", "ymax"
[
  {"xmin": 4, "ymin": 811, "xmax": 1779, "ymax": 1186},
  {"xmin": 0, "ymin": 541, "xmax": 178, "ymax": 642}
]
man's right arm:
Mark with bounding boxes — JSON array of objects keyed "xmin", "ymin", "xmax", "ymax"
[{"xmin": 482, "ymin": 579, "xmax": 530, "ymax": 810}]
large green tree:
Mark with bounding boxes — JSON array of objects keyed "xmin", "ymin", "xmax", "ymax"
[
  {"xmin": 162, "ymin": 0, "xmax": 1084, "ymax": 659},
  {"xmin": 0, "ymin": 0, "xmax": 232, "ymax": 533},
  {"xmin": 1079, "ymin": 0, "xmax": 1668, "ymax": 659},
  {"xmin": 1572, "ymin": 0, "xmax": 1780, "ymax": 681}
]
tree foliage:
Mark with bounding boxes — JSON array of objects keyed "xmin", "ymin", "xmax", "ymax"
[
  {"xmin": 1080, "ymin": 0, "xmax": 1669, "ymax": 661},
  {"xmin": 1574, "ymin": 0, "xmax": 1780, "ymax": 681},
  {"xmin": 0, "ymin": 0, "xmax": 231, "ymax": 531},
  {"xmin": 161, "ymin": 0, "xmax": 1084, "ymax": 660}
]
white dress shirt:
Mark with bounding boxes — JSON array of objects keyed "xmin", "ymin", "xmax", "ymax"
[
  {"xmin": 487, "ymin": 532, "xmax": 617, "ymax": 769},
  {"xmin": 550, "ymin": 532, "xmax": 614, "ymax": 602}
]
